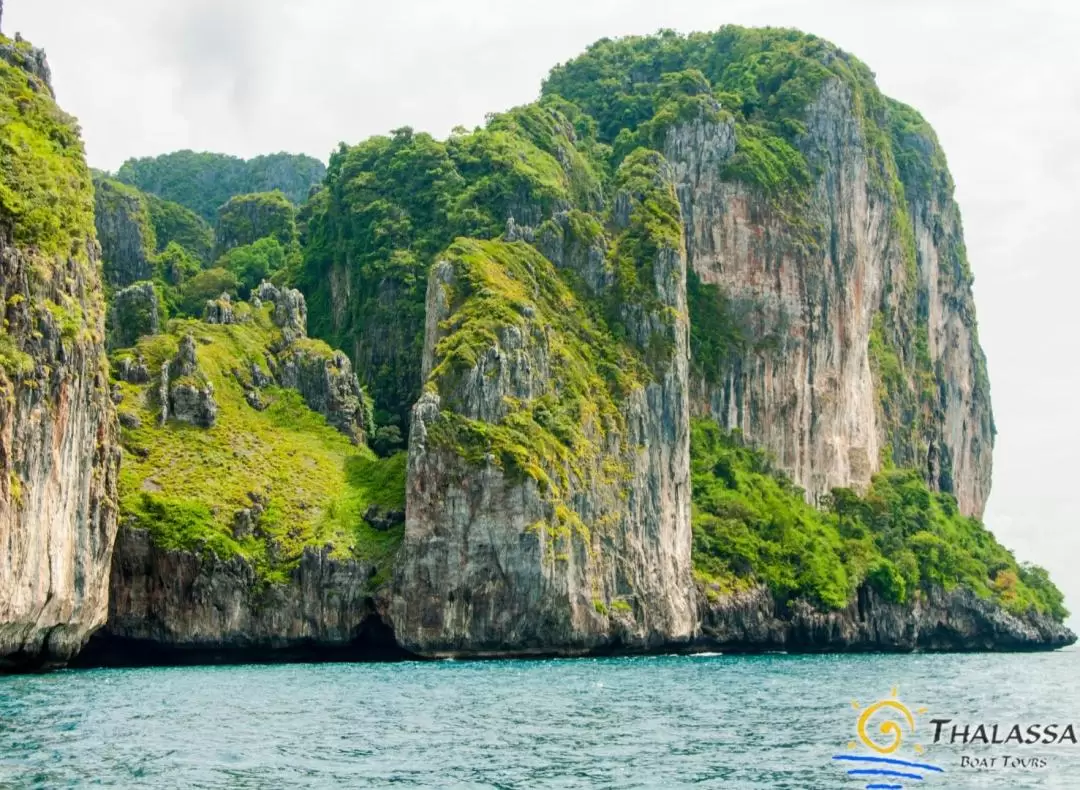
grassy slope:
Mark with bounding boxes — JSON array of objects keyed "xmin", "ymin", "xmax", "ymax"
[{"xmin": 113, "ymin": 305, "xmax": 404, "ymax": 585}]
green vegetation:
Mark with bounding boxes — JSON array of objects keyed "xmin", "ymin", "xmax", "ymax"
[
  {"xmin": 691, "ymin": 420, "xmax": 1067, "ymax": 620},
  {"xmin": 176, "ymin": 268, "xmax": 239, "ymax": 317},
  {"xmin": 146, "ymin": 193, "xmax": 213, "ymax": 263},
  {"xmin": 116, "ymin": 150, "xmax": 325, "ymax": 222},
  {"xmin": 0, "ymin": 33, "xmax": 101, "ymax": 378},
  {"xmin": 299, "ymin": 25, "xmax": 961, "ymax": 435},
  {"xmin": 0, "ymin": 34, "xmax": 95, "ymax": 261},
  {"xmin": 425, "ymin": 238, "xmax": 644, "ymax": 492},
  {"xmin": 218, "ymin": 236, "xmax": 290, "ymax": 294},
  {"xmin": 156, "ymin": 241, "xmax": 202, "ymax": 287},
  {"xmin": 113, "ymin": 307, "xmax": 404, "ymax": 585},
  {"xmin": 607, "ymin": 149, "xmax": 681, "ymax": 298},
  {"xmin": 686, "ymin": 271, "xmax": 745, "ymax": 382},
  {"xmin": 301, "ymin": 107, "xmax": 600, "ymax": 423},
  {"xmin": 542, "ymin": 27, "xmax": 866, "ymax": 196},
  {"xmin": 80, "ymin": 27, "xmax": 1043, "ymax": 626},
  {"xmin": 886, "ymin": 97, "xmax": 952, "ymax": 206},
  {"xmin": 213, "ymin": 190, "xmax": 297, "ymax": 257},
  {"xmin": 94, "ymin": 177, "xmax": 304, "ymax": 319},
  {"xmin": 542, "ymin": 26, "xmax": 965, "ymax": 471}
]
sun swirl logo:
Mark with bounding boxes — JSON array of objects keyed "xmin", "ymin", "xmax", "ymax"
[{"xmin": 832, "ymin": 687, "xmax": 945, "ymax": 789}]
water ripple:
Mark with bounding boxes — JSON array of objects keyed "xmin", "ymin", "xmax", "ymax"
[{"xmin": 0, "ymin": 651, "xmax": 1078, "ymax": 788}]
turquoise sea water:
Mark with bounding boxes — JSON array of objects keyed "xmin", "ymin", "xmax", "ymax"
[{"xmin": 1, "ymin": 650, "xmax": 1078, "ymax": 788}]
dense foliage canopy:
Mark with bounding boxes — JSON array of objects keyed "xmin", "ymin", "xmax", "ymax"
[
  {"xmin": 691, "ymin": 420, "xmax": 1067, "ymax": 619},
  {"xmin": 116, "ymin": 150, "xmax": 325, "ymax": 222}
]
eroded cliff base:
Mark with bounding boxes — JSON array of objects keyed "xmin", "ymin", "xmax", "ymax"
[
  {"xmin": 694, "ymin": 585, "xmax": 1076, "ymax": 654},
  {"xmin": 73, "ymin": 618, "xmax": 409, "ymax": 668},
  {"xmin": 72, "ymin": 527, "xmax": 413, "ymax": 668}
]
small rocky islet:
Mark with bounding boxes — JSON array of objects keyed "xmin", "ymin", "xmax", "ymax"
[{"xmin": 0, "ymin": 18, "xmax": 1073, "ymax": 672}]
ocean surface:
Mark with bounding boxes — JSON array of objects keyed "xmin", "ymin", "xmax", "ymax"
[{"xmin": 1, "ymin": 650, "xmax": 1078, "ymax": 788}]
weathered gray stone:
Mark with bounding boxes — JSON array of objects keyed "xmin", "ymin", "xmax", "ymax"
[
  {"xmin": 244, "ymin": 389, "xmax": 267, "ymax": 411},
  {"xmin": 694, "ymin": 584, "xmax": 1075, "ymax": 652},
  {"xmin": 363, "ymin": 504, "xmax": 404, "ymax": 532},
  {"xmin": 78, "ymin": 528, "xmax": 399, "ymax": 665},
  {"xmin": 392, "ymin": 172, "xmax": 694, "ymax": 656},
  {"xmin": 255, "ymin": 280, "xmax": 308, "ymax": 345},
  {"xmin": 250, "ymin": 362, "xmax": 271, "ymax": 388},
  {"xmin": 94, "ymin": 179, "xmax": 156, "ymax": 288},
  {"xmin": 169, "ymin": 381, "xmax": 216, "ymax": 427},
  {"xmin": 115, "ymin": 354, "xmax": 151, "ymax": 384},
  {"xmin": 203, "ymin": 292, "xmax": 236, "ymax": 325},
  {"xmin": 161, "ymin": 335, "xmax": 216, "ymax": 428},
  {"xmin": 277, "ymin": 346, "xmax": 372, "ymax": 444},
  {"xmin": 107, "ymin": 281, "xmax": 161, "ymax": 349},
  {"xmin": 118, "ymin": 411, "xmax": 141, "ymax": 429}
]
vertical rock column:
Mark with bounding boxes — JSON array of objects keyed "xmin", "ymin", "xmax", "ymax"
[{"xmin": 0, "ymin": 35, "xmax": 121, "ymax": 670}]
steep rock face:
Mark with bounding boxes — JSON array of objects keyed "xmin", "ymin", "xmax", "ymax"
[
  {"xmin": 276, "ymin": 346, "xmax": 371, "ymax": 444},
  {"xmin": 107, "ymin": 280, "xmax": 161, "ymax": 349},
  {"xmin": 93, "ymin": 177, "xmax": 157, "ymax": 288},
  {"xmin": 73, "ymin": 27, "xmax": 1064, "ymax": 666},
  {"xmin": 78, "ymin": 528, "xmax": 403, "ymax": 665},
  {"xmin": 256, "ymin": 281, "xmax": 372, "ymax": 442},
  {"xmin": 160, "ymin": 334, "xmax": 217, "ymax": 428},
  {"xmin": 894, "ymin": 103, "xmax": 994, "ymax": 518},
  {"xmin": 0, "ymin": 35, "xmax": 120, "ymax": 670},
  {"xmin": 665, "ymin": 81, "xmax": 992, "ymax": 516},
  {"xmin": 391, "ymin": 159, "xmax": 695, "ymax": 656},
  {"xmin": 90, "ymin": 287, "xmax": 403, "ymax": 661},
  {"xmin": 696, "ymin": 585, "xmax": 1074, "ymax": 652},
  {"xmin": 203, "ymin": 292, "xmax": 236, "ymax": 325}
]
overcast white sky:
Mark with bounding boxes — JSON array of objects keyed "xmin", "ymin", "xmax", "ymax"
[{"xmin": 6, "ymin": 0, "xmax": 1078, "ymax": 623}]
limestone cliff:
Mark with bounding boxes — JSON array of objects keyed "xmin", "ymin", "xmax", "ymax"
[
  {"xmin": 93, "ymin": 177, "xmax": 157, "ymax": 288},
  {"xmin": 662, "ymin": 87, "xmax": 992, "ymax": 517},
  {"xmin": 545, "ymin": 30, "xmax": 993, "ymax": 519},
  {"xmin": 391, "ymin": 221, "xmax": 694, "ymax": 654},
  {"xmin": 44, "ymin": 26, "xmax": 1071, "ymax": 666},
  {"xmin": 77, "ymin": 530, "xmax": 402, "ymax": 665},
  {"xmin": 0, "ymin": 33, "xmax": 120, "ymax": 670}
]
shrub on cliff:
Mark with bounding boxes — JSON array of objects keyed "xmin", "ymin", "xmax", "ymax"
[
  {"xmin": 690, "ymin": 420, "xmax": 1068, "ymax": 620},
  {"xmin": 177, "ymin": 268, "xmax": 239, "ymax": 317},
  {"xmin": 218, "ymin": 237, "xmax": 290, "ymax": 295},
  {"xmin": 213, "ymin": 191, "xmax": 297, "ymax": 258},
  {"xmin": 145, "ymin": 193, "xmax": 213, "ymax": 263}
]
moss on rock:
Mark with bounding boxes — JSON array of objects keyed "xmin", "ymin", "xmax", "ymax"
[{"xmin": 113, "ymin": 305, "xmax": 401, "ymax": 585}]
